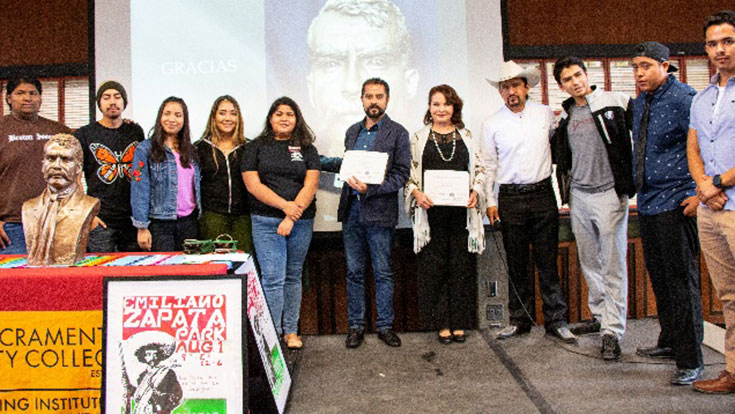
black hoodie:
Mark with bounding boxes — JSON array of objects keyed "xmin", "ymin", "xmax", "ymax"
[{"xmin": 194, "ymin": 139, "xmax": 249, "ymax": 215}]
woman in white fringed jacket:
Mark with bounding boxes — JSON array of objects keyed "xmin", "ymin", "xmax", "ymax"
[{"xmin": 405, "ymin": 84, "xmax": 487, "ymax": 345}]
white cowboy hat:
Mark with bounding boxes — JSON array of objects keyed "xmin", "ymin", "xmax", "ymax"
[{"xmin": 486, "ymin": 60, "xmax": 541, "ymax": 88}]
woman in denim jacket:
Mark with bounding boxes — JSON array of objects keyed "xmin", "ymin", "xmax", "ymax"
[{"xmin": 131, "ymin": 97, "xmax": 201, "ymax": 251}]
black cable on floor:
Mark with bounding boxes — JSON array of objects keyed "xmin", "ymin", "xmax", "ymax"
[{"xmin": 481, "ymin": 329, "xmax": 558, "ymax": 414}]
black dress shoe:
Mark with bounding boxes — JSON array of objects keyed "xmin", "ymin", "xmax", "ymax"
[
  {"xmin": 601, "ymin": 334, "xmax": 621, "ymax": 361},
  {"xmin": 569, "ymin": 319, "xmax": 601, "ymax": 335},
  {"xmin": 438, "ymin": 332, "xmax": 453, "ymax": 345},
  {"xmin": 452, "ymin": 332, "xmax": 467, "ymax": 343},
  {"xmin": 546, "ymin": 326, "xmax": 577, "ymax": 344},
  {"xmin": 345, "ymin": 328, "xmax": 364, "ymax": 349},
  {"xmin": 378, "ymin": 329, "xmax": 402, "ymax": 347},
  {"xmin": 636, "ymin": 346, "xmax": 674, "ymax": 359},
  {"xmin": 671, "ymin": 366, "xmax": 702, "ymax": 385},
  {"xmin": 496, "ymin": 325, "xmax": 531, "ymax": 340}
]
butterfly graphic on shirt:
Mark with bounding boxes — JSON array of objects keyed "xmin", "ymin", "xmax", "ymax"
[{"xmin": 89, "ymin": 142, "xmax": 138, "ymax": 184}]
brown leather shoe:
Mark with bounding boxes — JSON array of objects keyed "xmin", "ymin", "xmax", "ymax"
[
  {"xmin": 283, "ymin": 333, "xmax": 303, "ymax": 350},
  {"xmin": 693, "ymin": 370, "xmax": 735, "ymax": 394}
]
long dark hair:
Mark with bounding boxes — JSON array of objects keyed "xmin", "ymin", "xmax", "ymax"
[
  {"xmin": 256, "ymin": 96, "xmax": 315, "ymax": 149},
  {"xmin": 423, "ymin": 84, "xmax": 465, "ymax": 129},
  {"xmin": 200, "ymin": 95, "xmax": 247, "ymax": 172},
  {"xmin": 149, "ymin": 96, "xmax": 196, "ymax": 167}
]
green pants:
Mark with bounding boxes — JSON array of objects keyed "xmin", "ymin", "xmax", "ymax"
[{"xmin": 199, "ymin": 210, "xmax": 254, "ymax": 253}]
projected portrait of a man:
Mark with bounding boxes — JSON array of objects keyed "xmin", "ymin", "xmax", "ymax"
[{"xmin": 306, "ymin": 0, "xmax": 419, "ymax": 158}]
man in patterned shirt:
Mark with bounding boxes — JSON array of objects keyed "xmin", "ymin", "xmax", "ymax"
[
  {"xmin": 630, "ymin": 41, "xmax": 702, "ymax": 386},
  {"xmin": 74, "ymin": 81, "xmax": 144, "ymax": 252}
]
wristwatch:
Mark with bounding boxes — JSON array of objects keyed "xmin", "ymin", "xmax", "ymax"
[{"xmin": 713, "ymin": 174, "xmax": 724, "ymax": 189}]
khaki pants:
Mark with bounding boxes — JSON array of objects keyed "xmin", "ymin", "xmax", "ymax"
[{"xmin": 698, "ymin": 206, "xmax": 735, "ymax": 372}]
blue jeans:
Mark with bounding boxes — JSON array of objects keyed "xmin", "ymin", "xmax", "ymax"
[
  {"xmin": 251, "ymin": 215, "xmax": 313, "ymax": 336},
  {"xmin": 343, "ymin": 200, "xmax": 395, "ymax": 331},
  {"xmin": 0, "ymin": 222, "xmax": 27, "ymax": 254}
]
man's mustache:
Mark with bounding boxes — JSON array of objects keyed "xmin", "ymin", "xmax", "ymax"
[
  {"xmin": 45, "ymin": 168, "xmax": 71, "ymax": 178},
  {"xmin": 507, "ymin": 95, "xmax": 521, "ymax": 104}
]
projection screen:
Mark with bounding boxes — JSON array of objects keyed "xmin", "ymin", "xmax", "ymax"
[{"xmin": 95, "ymin": 0, "xmax": 504, "ymax": 231}]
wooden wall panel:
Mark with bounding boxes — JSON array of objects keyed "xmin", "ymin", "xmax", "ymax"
[
  {"xmin": 299, "ymin": 220, "xmax": 722, "ymax": 334},
  {"xmin": 505, "ymin": 0, "xmax": 720, "ymax": 46},
  {"xmin": 0, "ymin": 0, "xmax": 89, "ymax": 67},
  {"xmin": 0, "ymin": 2, "xmax": 722, "ymax": 69}
]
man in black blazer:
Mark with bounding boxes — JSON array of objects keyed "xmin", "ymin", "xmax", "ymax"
[{"xmin": 337, "ymin": 78, "xmax": 411, "ymax": 348}]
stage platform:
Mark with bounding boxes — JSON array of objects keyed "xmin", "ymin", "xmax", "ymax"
[{"xmin": 284, "ymin": 318, "xmax": 731, "ymax": 413}]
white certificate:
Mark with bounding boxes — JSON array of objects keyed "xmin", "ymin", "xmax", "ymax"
[
  {"xmin": 339, "ymin": 150, "xmax": 389, "ymax": 184},
  {"xmin": 424, "ymin": 170, "xmax": 470, "ymax": 206}
]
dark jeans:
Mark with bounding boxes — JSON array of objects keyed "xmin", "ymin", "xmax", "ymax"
[
  {"xmin": 640, "ymin": 208, "xmax": 703, "ymax": 369},
  {"xmin": 498, "ymin": 181, "xmax": 568, "ymax": 329},
  {"xmin": 149, "ymin": 213, "xmax": 198, "ymax": 252},
  {"xmin": 343, "ymin": 199, "xmax": 395, "ymax": 331},
  {"xmin": 417, "ymin": 206, "xmax": 476, "ymax": 331},
  {"xmin": 87, "ymin": 220, "xmax": 140, "ymax": 253}
]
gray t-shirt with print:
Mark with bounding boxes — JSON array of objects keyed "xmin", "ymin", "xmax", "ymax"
[{"xmin": 567, "ymin": 104, "xmax": 615, "ymax": 192}]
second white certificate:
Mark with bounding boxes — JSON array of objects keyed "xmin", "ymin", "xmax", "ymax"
[
  {"xmin": 424, "ymin": 170, "xmax": 470, "ymax": 206},
  {"xmin": 339, "ymin": 150, "xmax": 389, "ymax": 185}
]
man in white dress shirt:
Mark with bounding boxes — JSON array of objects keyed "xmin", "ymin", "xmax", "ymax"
[{"xmin": 483, "ymin": 61, "xmax": 575, "ymax": 343}]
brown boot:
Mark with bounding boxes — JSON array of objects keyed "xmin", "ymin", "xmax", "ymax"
[{"xmin": 693, "ymin": 370, "xmax": 735, "ymax": 394}]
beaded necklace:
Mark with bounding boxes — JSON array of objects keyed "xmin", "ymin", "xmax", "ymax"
[{"xmin": 431, "ymin": 129, "xmax": 457, "ymax": 162}]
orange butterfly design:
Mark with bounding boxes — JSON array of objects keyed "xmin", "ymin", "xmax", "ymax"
[{"xmin": 90, "ymin": 142, "xmax": 138, "ymax": 184}]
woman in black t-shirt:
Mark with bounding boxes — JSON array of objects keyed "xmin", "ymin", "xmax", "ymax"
[
  {"xmin": 195, "ymin": 95, "xmax": 252, "ymax": 252},
  {"xmin": 242, "ymin": 97, "xmax": 320, "ymax": 349}
]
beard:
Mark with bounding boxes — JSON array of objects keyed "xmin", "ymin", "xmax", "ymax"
[
  {"xmin": 364, "ymin": 104, "xmax": 385, "ymax": 120},
  {"xmin": 506, "ymin": 95, "xmax": 522, "ymax": 107},
  {"xmin": 104, "ymin": 106, "xmax": 122, "ymax": 119}
]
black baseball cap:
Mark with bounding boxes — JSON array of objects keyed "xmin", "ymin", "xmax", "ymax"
[{"xmin": 633, "ymin": 41, "xmax": 678, "ymax": 73}]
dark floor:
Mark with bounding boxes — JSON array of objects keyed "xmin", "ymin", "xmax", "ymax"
[{"xmin": 283, "ymin": 318, "xmax": 733, "ymax": 413}]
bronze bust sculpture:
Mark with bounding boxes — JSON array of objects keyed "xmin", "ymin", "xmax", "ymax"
[{"xmin": 22, "ymin": 134, "xmax": 100, "ymax": 266}]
